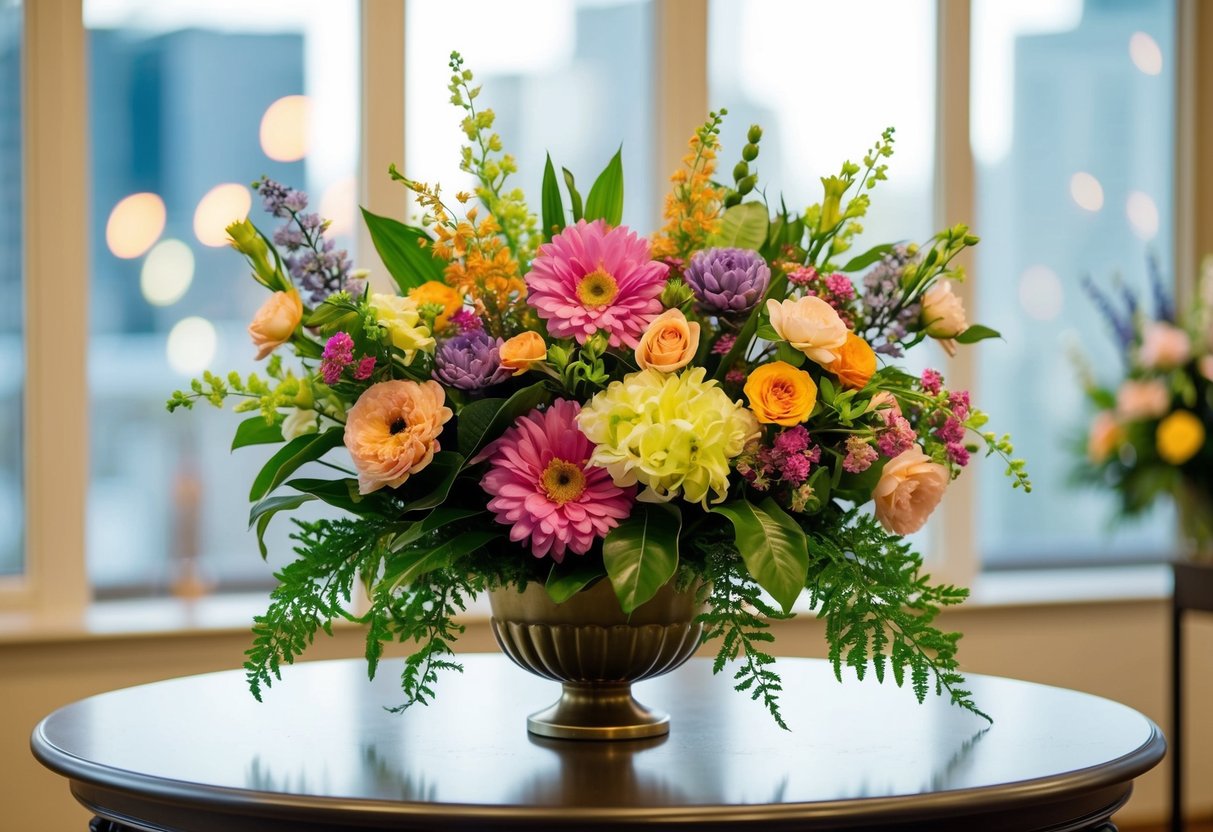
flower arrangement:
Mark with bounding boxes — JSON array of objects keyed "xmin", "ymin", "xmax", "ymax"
[
  {"xmin": 169, "ymin": 53, "xmax": 1028, "ymax": 726},
  {"xmin": 1076, "ymin": 258, "xmax": 1213, "ymax": 554}
]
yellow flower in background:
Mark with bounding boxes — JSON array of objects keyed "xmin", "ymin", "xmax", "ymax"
[
  {"xmin": 369, "ymin": 293, "xmax": 435, "ymax": 364},
  {"xmin": 744, "ymin": 361, "xmax": 818, "ymax": 426},
  {"xmin": 409, "ymin": 280, "xmax": 463, "ymax": 329},
  {"xmin": 1157, "ymin": 410, "xmax": 1205, "ymax": 465}
]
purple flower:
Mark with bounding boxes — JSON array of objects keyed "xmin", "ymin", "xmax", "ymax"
[
  {"xmin": 684, "ymin": 248, "xmax": 771, "ymax": 314},
  {"xmin": 320, "ymin": 332, "xmax": 355, "ymax": 385},
  {"xmin": 448, "ymin": 308, "xmax": 483, "ymax": 333},
  {"xmin": 773, "ymin": 425, "xmax": 810, "ymax": 456},
  {"xmin": 712, "ymin": 333, "xmax": 736, "ymax": 355},
  {"xmin": 354, "ymin": 356, "xmax": 376, "ymax": 381},
  {"xmin": 433, "ymin": 331, "xmax": 511, "ymax": 391},
  {"xmin": 920, "ymin": 368, "xmax": 943, "ymax": 395},
  {"xmin": 779, "ymin": 454, "xmax": 811, "ymax": 485}
]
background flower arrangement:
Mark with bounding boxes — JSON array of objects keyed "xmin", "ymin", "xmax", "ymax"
[
  {"xmin": 1076, "ymin": 258, "xmax": 1213, "ymax": 556},
  {"xmin": 169, "ymin": 53, "xmax": 1029, "ymax": 726}
]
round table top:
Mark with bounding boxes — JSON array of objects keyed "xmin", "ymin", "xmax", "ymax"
[{"xmin": 32, "ymin": 655, "xmax": 1164, "ymax": 831}]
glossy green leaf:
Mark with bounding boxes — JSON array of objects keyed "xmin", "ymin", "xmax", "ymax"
[
  {"xmin": 541, "ymin": 154, "xmax": 565, "ymax": 241},
  {"xmin": 231, "ymin": 416, "xmax": 283, "ymax": 451},
  {"xmin": 382, "ymin": 529, "xmax": 500, "ymax": 590},
  {"xmin": 392, "ymin": 506, "xmax": 487, "ymax": 548},
  {"xmin": 756, "ymin": 323, "xmax": 780, "ymax": 342},
  {"xmin": 839, "ymin": 242, "xmax": 894, "ymax": 273},
  {"xmin": 712, "ymin": 202, "xmax": 769, "ymax": 251},
  {"xmin": 457, "ymin": 382, "xmax": 551, "ymax": 460},
  {"xmin": 775, "ymin": 341, "xmax": 805, "ymax": 367},
  {"xmin": 249, "ymin": 429, "xmax": 345, "ymax": 502},
  {"xmin": 562, "ymin": 167, "xmax": 584, "ymax": 222},
  {"xmin": 603, "ymin": 502, "xmax": 681, "ymax": 613},
  {"xmin": 584, "ymin": 148, "xmax": 624, "ymax": 226},
  {"xmin": 360, "ymin": 208, "xmax": 444, "ymax": 292},
  {"xmin": 954, "ymin": 324, "xmax": 1002, "ymax": 344},
  {"xmin": 545, "ymin": 559, "xmax": 607, "ymax": 604},
  {"xmin": 398, "ymin": 451, "xmax": 464, "ymax": 513},
  {"xmin": 285, "ymin": 477, "xmax": 391, "ymax": 517},
  {"xmin": 710, "ymin": 498, "xmax": 809, "ymax": 614},
  {"xmin": 248, "ymin": 493, "xmax": 315, "ymax": 559}
]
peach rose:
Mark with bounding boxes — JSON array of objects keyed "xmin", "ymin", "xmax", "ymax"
[
  {"xmin": 248, "ymin": 290, "xmax": 302, "ymax": 360},
  {"xmin": 827, "ymin": 332, "xmax": 877, "ymax": 390},
  {"xmin": 344, "ymin": 380, "xmax": 453, "ymax": 494},
  {"xmin": 872, "ymin": 447, "xmax": 950, "ymax": 535},
  {"xmin": 766, "ymin": 296, "xmax": 848, "ymax": 366},
  {"xmin": 1086, "ymin": 411, "xmax": 1123, "ymax": 464},
  {"xmin": 1200, "ymin": 356, "xmax": 1213, "ymax": 382},
  {"xmin": 1138, "ymin": 322, "xmax": 1191, "ymax": 370},
  {"xmin": 921, "ymin": 280, "xmax": 968, "ymax": 339},
  {"xmin": 1116, "ymin": 379, "xmax": 1170, "ymax": 421},
  {"xmin": 635, "ymin": 308, "xmax": 700, "ymax": 372},
  {"xmin": 500, "ymin": 331, "xmax": 548, "ymax": 376},
  {"xmin": 744, "ymin": 361, "xmax": 818, "ymax": 426}
]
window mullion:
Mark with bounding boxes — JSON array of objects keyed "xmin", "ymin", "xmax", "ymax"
[
  {"xmin": 933, "ymin": 0, "xmax": 978, "ymax": 587},
  {"xmin": 21, "ymin": 0, "xmax": 90, "ymax": 613},
  {"xmin": 654, "ymin": 0, "xmax": 708, "ymax": 222}
]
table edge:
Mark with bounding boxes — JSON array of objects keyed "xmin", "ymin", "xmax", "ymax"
[{"xmin": 31, "ymin": 714, "xmax": 1166, "ymax": 827}]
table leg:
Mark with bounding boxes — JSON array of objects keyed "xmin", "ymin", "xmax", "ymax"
[
  {"xmin": 89, "ymin": 818, "xmax": 135, "ymax": 832},
  {"xmin": 1172, "ymin": 600, "xmax": 1184, "ymax": 832}
]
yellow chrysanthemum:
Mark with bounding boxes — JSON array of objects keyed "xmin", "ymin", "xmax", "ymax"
[
  {"xmin": 577, "ymin": 367, "xmax": 760, "ymax": 507},
  {"xmin": 1157, "ymin": 410, "xmax": 1206, "ymax": 465}
]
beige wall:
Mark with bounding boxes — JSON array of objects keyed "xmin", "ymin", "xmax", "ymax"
[{"xmin": 3, "ymin": 600, "xmax": 1211, "ymax": 830}]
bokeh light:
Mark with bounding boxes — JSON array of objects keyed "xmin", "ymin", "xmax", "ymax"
[
  {"xmin": 260, "ymin": 94, "xmax": 311, "ymax": 162},
  {"xmin": 1069, "ymin": 172, "xmax": 1104, "ymax": 212},
  {"xmin": 140, "ymin": 239, "xmax": 195, "ymax": 306},
  {"xmin": 193, "ymin": 183, "xmax": 252, "ymax": 247},
  {"xmin": 319, "ymin": 176, "xmax": 357, "ymax": 237},
  {"xmin": 105, "ymin": 192, "xmax": 166, "ymax": 259},
  {"xmin": 1129, "ymin": 31, "xmax": 1163, "ymax": 75},
  {"xmin": 1017, "ymin": 265, "xmax": 1064, "ymax": 321},
  {"xmin": 1125, "ymin": 190, "xmax": 1159, "ymax": 240},
  {"xmin": 166, "ymin": 316, "xmax": 217, "ymax": 375}
]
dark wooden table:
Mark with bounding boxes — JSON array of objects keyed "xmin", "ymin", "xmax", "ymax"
[
  {"xmin": 1172, "ymin": 560, "xmax": 1213, "ymax": 832},
  {"xmin": 32, "ymin": 655, "xmax": 1163, "ymax": 831}
]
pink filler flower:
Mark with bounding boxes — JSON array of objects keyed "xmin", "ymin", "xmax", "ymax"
[
  {"xmin": 478, "ymin": 399, "xmax": 635, "ymax": 561},
  {"xmin": 525, "ymin": 219, "xmax": 668, "ymax": 348}
]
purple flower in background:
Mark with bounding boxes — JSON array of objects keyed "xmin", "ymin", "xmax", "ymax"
[
  {"xmin": 433, "ymin": 331, "xmax": 511, "ymax": 391},
  {"xmin": 684, "ymin": 247, "xmax": 771, "ymax": 314},
  {"xmin": 255, "ymin": 176, "xmax": 352, "ymax": 303},
  {"xmin": 861, "ymin": 245, "xmax": 921, "ymax": 356},
  {"xmin": 448, "ymin": 308, "xmax": 483, "ymax": 333}
]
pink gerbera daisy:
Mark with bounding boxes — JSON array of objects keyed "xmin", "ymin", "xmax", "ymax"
[
  {"xmin": 526, "ymin": 219, "xmax": 668, "ymax": 348},
  {"xmin": 478, "ymin": 399, "xmax": 635, "ymax": 561}
]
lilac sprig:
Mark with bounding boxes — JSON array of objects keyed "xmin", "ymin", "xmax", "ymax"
[
  {"xmin": 254, "ymin": 176, "xmax": 353, "ymax": 304},
  {"xmin": 858, "ymin": 245, "xmax": 920, "ymax": 356}
]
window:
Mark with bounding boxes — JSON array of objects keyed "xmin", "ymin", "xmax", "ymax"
[
  {"xmin": 404, "ymin": 0, "xmax": 656, "ymax": 231},
  {"xmin": 0, "ymin": 0, "xmax": 20, "ymax": 580},
  {"xmin": 84, "ymin": 1, "xmax": 359, "ymax": 593},
  {"xmin": 972, "ymin": 0, "xmax": 1177, "ymax": 568}
]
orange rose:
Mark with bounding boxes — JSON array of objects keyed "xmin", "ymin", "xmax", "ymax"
[
  {"xmin": 248, "ymin": 290, "xmax": 302, "ymax": 360},
  {"xmin": 344, "ymin": 380, "xmax": 453, "ymax": 494},
  {"xmin": 872, "ymin": 447, "xmax": 949, "ymax": 535},
  {"xmin": 409, "ymin": 280, "xmax": 463, "ymax": 328},
  {"xmin": 500, "ymin": 331, "xmax": 548, "ymax": 376},
  {"xmin": 827, "ymin": 332, "xmax": 877, "ymax": 390},
  {"xmin": 743, "ymin": 361, "xmax": 818, "ymax": 426},
  {"xmin": 635, "ymin": 308, "xmax": 700, "ymax": 372}
]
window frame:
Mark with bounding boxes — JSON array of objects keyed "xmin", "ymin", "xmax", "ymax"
[{"xmin": 2, "ymin": 0, "xmax": 1203, "ymax": 614}]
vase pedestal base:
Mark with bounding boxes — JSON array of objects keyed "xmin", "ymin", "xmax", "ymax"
[{"xmin": 527, "ymin": 682, "xmax": 669, "ymax": 741}]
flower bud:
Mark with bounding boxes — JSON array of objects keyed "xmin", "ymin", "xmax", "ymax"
[
  {"xmin": 742, "ymin": 143, "xmax": 759, "ymax": 162},
  {"xmin": 226, "ymin": 219, "xmax": 280, "ymax": 289},
  {"xmin": 747, "ymin": 124, "xmax": 763, "ymax": 143},
  {"xmin": 660, "ymin": 277, "xmax": 695, "ymax": 308},
  {"xmin": 738, "ymin": 175, "xmax": 757, "ymax": 195},
  {"xmin": 733, "ymin": 161, "xmax": 750, "ymax": 182}
]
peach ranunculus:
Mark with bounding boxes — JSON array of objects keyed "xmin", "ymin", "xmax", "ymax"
[
  {"xmin": 872, "ymin": 447, "xmax": 950, "ymax": 535},
  {"xmin": 766, "ymin": 296, "xmax": 848, "ymax": 366},
  {"xmin": 635, "ymin": 308, "xmax": 701, "ymax": 372},
  {"xmin": 1116, "ymin": 379, "xmax": 1170, "ymax": 421},
  {"xmin": 344, "ymin": 380, "xmax": 453, "ymax": 494},
  {"xmin": 499, "ymin": 331, "xmax": 548, "ymax": 376},
  {"xmin": 826, "ymin": 332, "xmax": 877, "ymax": 390},
  {"xmin": 743, "ymin": 361, "xmax": 818, "ymax": 426},
  {"xmin": 1137, "ymin": 322, "xmax": 1191, "ymax": 370},
  {"xmin": 409, "ymin": 280, "xmax": 464, "ymax": 329},
  {"xmin": 1086, "ymin": 411, "xmax": 1124, "ymax": 464},
  {"xmin": 248, "ymin": 290, "xmax": 303, "ymax": 360}
]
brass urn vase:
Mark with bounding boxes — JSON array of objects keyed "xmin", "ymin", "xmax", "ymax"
[{"xmin": 488, "ymin": 578, "xmax": 703, "ymax": 740}]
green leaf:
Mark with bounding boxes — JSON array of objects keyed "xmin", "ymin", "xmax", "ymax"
[
  {"xmin": 285, "ymin": 477, "xmax": 392, "ymax": 516},
  {"xmin": 383, "ymin": 529, "xmax": 500, "ymax": 590},
  {"xmin": 955, "ymin": 324, "xmax": 1002, "ymax": 344},
  {"xmin": 360, "ymin": 208, "xmax": 444, "ymax": 292},
  {"xmin": 602, "ymin": 503, "xmax": 681, "ymax": 613},
  {"xmin": 840, "ymin": 242, "xmax": 894, "ymax": 273},
  {"xmin": 457, "ymin": 382, "xmax": 551, "ymax": 460},
  {"xmin": 398, "ymin": 451, "xmax": 464, "ymax": 513},
  {"xmin": 545, "ymin": 558, "xmax": 607, "ymax": 604},
  {"xmin": 249, "ymin": 429, "xmax": 345, "ymax": 502},
  {"xmin": 393, "ymin": 507, "xmax": 487, "ymax": 548},
  {"xmin": 541, "ymin": 153, "xmax": 566, "ymax": 241},
  {"xmin": 710, "ymin": 498, "xmax": 809, "ymax": 614},
  {"xmin": 775, "ymin": 341, "xmax": 805, "ymax": 367},
  {"xmin": 562, "ymin": 167, "xmax": 584, "ymax": 222},
  {"xmin": 711, "ymin": 202, "xmax": 769, "ymax": 250},
  {"xmin": 584, "ymin": 147, "xmax": 624, "ymax": 226},
  {"xmin": 248, "ymin": 493, "xmax": 316, "ymax": 558},
  {"xmin": 755, "ymin": 323, "xmax": 780, "ymax": 341},
  {"xmin": 232, "ymin": 416, "xmax": 283, "ymax": 451}
]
